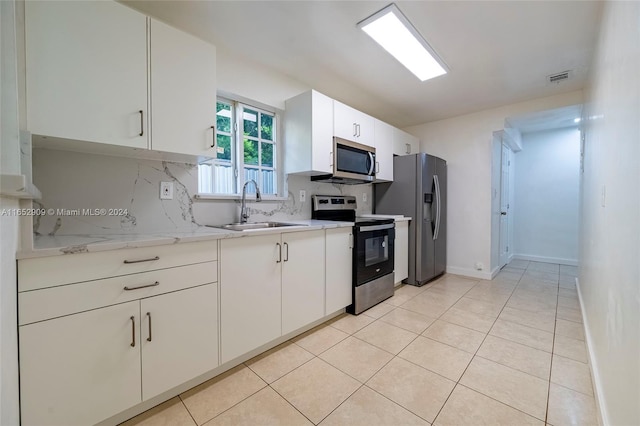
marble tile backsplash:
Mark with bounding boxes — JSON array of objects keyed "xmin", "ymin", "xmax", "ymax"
[{"xmin": 32, "ymin": 149, "xmax": 372, "ymax": 236}]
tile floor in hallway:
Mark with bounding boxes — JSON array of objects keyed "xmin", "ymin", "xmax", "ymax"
[{"xmin": 122, "ymin": 261, "xmax": 598, "ymax": 426}]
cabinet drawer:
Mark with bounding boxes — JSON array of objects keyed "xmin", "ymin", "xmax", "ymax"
[
  {"xmin": 19, "ymin": 261, "xmax": 217, "ymax": 325},
  {"xmin": 19, "ymin": 240, "xmax": 217, "ymax": 291}
]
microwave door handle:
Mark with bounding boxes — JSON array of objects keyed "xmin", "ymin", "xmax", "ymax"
[{"xmin": 368, "ymin": 152, "xmax": 375, "ymax": 176}]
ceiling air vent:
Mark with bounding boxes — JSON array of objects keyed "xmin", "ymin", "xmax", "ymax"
[{"xmin": 548, "ymin": 70, "xmax": 571, "ymax": 84}]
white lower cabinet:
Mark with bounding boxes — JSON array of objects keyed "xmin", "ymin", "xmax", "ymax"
[
  {"xmin": 220, "ymin": 229, "xmax": 330, "ymax": 363},
  {"xmin": 18, "ymin": 242, "xmax": 219, "ymax": 426},
  {"xmin": 325, "ymin": 227, "xmax": 353, "ymax": 314},
  {"xmin": 20, "ymin": 301, "xmax": 142, "ymax": 426},
  {"xmin": 282, "ymin": 230, "xmax": 325, "ymax": 334},
  {"xmin": 395, "ymin": 221, "xmax": 409, "ymax": 284},
  {"xmin": 141, "ymin": 284, "xmax": 218, "ymax": 400},
  {"xmin": 220, "ymin": 233, "xmax": 282, "ymax": 364},
  {"xmin": 20, "ymin": 283, "xmax": 219, "ymax": 426}
]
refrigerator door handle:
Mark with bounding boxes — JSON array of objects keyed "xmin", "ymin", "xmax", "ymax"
[{"xmin": 433, "ymin": 174, "xmax": 441, "ymax": 240}]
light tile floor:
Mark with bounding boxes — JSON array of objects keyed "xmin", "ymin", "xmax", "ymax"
[{"xmin": 122, "ymin": 261, "xmax": 598, "ymax": 426}]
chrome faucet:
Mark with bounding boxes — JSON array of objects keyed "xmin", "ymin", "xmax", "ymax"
[{"xmin": 240, "ymin": 179, "xmax": 262, "ymax": 223}]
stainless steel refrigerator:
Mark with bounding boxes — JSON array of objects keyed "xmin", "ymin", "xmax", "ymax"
[{"xmin": 374, "ymin": 153, "xmax": 447, "ymax": 286}]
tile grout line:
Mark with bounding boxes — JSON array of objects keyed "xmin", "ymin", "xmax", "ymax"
[
  {"xmin": 309, "ymin": 312, "xmax": 428, "ymax": 425},
  {"xmin": 545, "ymin": 275, "xmax": 561, "ymax": 425},
  {"xmin": 433, "ymin": 264, "xmax": 565, "ymax": 424},
  {"xmin": 176, "ymin": 395, "xmax": 199, "ymax": 426},
  {"xmin": 431, "ymin": 272, "xmax": 521, "ymax": 424}
]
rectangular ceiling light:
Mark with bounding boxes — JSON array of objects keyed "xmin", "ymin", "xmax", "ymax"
[{"xmin": 358, "ymin": 3, "xmax": 448, "ymax": 81}]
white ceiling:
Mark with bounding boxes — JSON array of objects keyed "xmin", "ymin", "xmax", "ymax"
[
  {"xmin": 123, "ymin": 0, "xmax": 602, "ymax": 128},
  {"xmin": 507, "ymin": 104, "xmax": 583, "ymax": 134}
]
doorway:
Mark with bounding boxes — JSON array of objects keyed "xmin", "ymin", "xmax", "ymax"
[
  {"xmin": 490, "ymin": 105, "xmax": 582, "ymax": 272},
  {"xmin": 499, "ymin": 142, "xmax": 512, "ymax": 268}
]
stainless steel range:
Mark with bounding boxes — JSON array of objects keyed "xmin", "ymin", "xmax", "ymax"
[{"xmin": 312, "ymin": 195, "xmax": 395, "ymax": 315}]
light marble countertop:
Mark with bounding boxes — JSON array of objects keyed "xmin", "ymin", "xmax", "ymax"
[{"xmin": 19, "ymin": 219, "xmax": 353, "ymax": 259}]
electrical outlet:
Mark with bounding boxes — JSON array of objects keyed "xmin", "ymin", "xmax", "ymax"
[
  {"xmin": 362, "ymin": 193, "xmax": 368, "ymax": 203},
  {"xmin": 160, "ymin": 182, "xmax": 174, "ymax": 200},
  {"xmin": 299, "ymin": 190, "xmax": 306, "ymax": 203}
]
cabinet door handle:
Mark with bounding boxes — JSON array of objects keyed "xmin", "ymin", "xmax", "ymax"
[
  {"xmin": 276, "ymin": 243, "xmax": 281, "ymax": 263},
  {"xmin": 376, "ymin": 161, "xmax": 380, "ymax": 173},
  {"xmin": 353, "ymin": 123, "xmax": 357, "ymax": 137},
  {"xmin": 123, "ymin": 256, "xmax": 159, "ymax": 264},
  {"xmin": 210, "ymin": 126, "xmax": 216, "ymax": 148},
  {"xmin": 146, "ymin": 312, "xmax": 152, "ymax": 342},
  {"xmin": 357, "ymin": 124, "xmax": 361, "ymax": 137},
  {"xmin": 283, "ymin": 242, "xmax": 289, "ymax": 262},
  {"xmin": 406, "ymin": 143, "xmax": 411, "ymax": 154},
  {"xmin": 130, "ymin": 316, "xmax": 136, "ymax": 347},
  {"xmin": 139, "ymin": 110, "xmax": 144, "ymax": 137},
  {"xmin": 124, "ymin": 281, "xmax": 159, "ymax": 291}
]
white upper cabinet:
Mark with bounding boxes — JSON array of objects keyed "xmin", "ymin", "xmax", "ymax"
[
  {"xmin": 284, "ymin": 90, "xmax": 334, "ymax": 175},
  {"xmin": 393, "ymin": 128, "xmax": 420, "ymax": 156},
  {"xmin": 26, "ymin": 0, "xmax": 148, "ymax": 149},
  {"xmin": 150, "ymin": 19, "xmax": 217, "ymax": 158},
  {"xmin": 333, "ymin": 101, "xmax": 374, "ymax": 147},
  {"xmin": 374, "ymin": 120, "xmax": 394, "ymax": 182},
  {"xmin": 25, "ymin": 1, "xmax": 217, "ymax": 159}
]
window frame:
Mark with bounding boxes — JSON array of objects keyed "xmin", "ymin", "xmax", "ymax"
[{"xmin": 197, "ymin": 95, "xmax": 284, "ymax": 199}]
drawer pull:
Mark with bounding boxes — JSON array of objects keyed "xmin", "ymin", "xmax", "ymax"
[
  {"xmin": 123, "ymin": 256, "xmax": 159, "ymax": 264},
  {"xmin": 130, "ymin": 316, "xmax": 135, "ymax": 347},
  {"xmin": 124, "ymin": 281, "xmax": 160, "ymax": 291},
  {"xmin": 146, "ymin": 312, "xmax": 152, "ymax": 342}
]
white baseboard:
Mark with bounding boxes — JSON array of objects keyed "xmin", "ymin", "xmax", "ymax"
[
  {"xmin": 446, "ymin": 266, "xmax": 493, "ymax": 280},
  {"xmin": 490, "ymin": 265, "xmax": 501, "ymax": 279},
  {"xmin": 576, "ymin": 276, "xmax": 608, "ymax": 426},
  {"xmin": 512, "ymin": 254, "xmax": 578, "ymax": 266}
]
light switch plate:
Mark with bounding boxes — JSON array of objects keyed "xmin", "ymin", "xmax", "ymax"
[
  {"xmin": 362, "ymin": 193, "xmax": 368, "ymax": 203},
  {"xmin": 160, "ymin": 181, "xmax": 174, "ymax": 200},
  {"xmin": 299, "ymin": 190, "xmax": 306, "ymax": 203}
]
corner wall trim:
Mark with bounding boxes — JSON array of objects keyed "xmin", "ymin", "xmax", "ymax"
[
  {"xmin": 446, "ymin": 266, "xmax": 492, "ymax": 280},
  {"xmin": 576, "ymin": 276, "xmax": 609, "ymax": 426}
]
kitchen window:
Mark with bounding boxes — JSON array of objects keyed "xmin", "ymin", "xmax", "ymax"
[{"xmin": 198, "ymin": 98, "xmax": 278, "ymax": 196}]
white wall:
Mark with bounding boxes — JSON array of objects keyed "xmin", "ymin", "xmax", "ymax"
[
  {"xmin": 217, "ymin": 46, "xmax": 308, "ymax": 111},
  {"xmin": 513, "ymin": 127, "xmax": 580, "ymax": 265},
  {"xmin": 405, "ymin": 90, "xmax": 583, "ymax": 279},
  {"xmin": 579, "ymin": 2, "xmax": 640, "ymax": 425},
  {"xmin": 0, "ymin": 0, "xmax": 23, "ymax": 423}
]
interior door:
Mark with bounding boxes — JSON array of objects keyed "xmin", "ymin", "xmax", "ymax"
[{"xmin": 499, "ymin": 143, "xmax": 511, "ymax": 268}]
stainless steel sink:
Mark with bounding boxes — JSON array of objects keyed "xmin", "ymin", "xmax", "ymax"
[{"xmin": 207, "ymin": 222, "xmax": 307, "ymax": 231}]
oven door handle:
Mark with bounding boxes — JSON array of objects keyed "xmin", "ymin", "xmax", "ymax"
[{"xmin": 357, "ymin": 223, "xmax": 394, "ymax": 232}]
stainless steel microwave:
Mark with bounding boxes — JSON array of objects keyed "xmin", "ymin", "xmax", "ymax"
[{"xmin": 311, "ymin": 137, "xmax": 376, "ymax": 184}]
